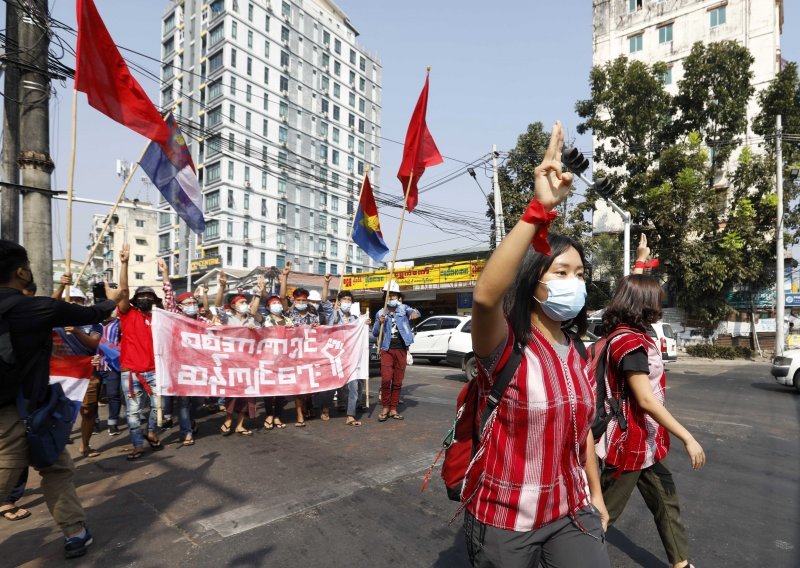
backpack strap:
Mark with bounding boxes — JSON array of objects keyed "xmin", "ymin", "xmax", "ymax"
[
  {"xmin": 565, "ymin": 328, "xmax": 588, "ymax": 360},
  {"xmin": 479, "ymin": 341, "xmax": 523, "ymax": 433}
]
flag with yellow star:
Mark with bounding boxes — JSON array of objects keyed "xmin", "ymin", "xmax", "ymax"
[{"xmin": 352, "ymin": 174, "xmax": 389, "ymax": 262}]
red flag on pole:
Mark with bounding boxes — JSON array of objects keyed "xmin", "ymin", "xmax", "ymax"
[
  {"xmin": 397, "ymin": 72, "xmax": 443, "ymax": 212},
  {"xmin": 75, "ymin": 0, "xmax": 170, "ymax": 145}
]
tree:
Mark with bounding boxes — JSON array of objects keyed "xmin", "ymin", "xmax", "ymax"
[
  {"xmin": 486, "ymin": 122, "xmax": 591, "ymax": 248},
  {"xmin": 575, "ymin": 42, "xmax": 790, "ymax": 325}
]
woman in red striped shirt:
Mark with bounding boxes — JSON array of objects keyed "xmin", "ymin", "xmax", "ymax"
[{"xmin": 466, "ymin": 122, "xmax": 610, "ymax": 567}]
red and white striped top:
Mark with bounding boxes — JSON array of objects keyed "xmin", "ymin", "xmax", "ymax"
[
  {"xmin": 466, "ymin": 321, "xmax": 595, "ymax": 531},
  {"xmin": 595, "ymin": 327, "xmax": 669, "ymax": 471}
]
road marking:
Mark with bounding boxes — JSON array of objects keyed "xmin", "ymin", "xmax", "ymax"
[{"xmin": 194, "ymin": 451, "xmax": 433, "ymax": 539}]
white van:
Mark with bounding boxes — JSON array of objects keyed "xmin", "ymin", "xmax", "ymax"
[{"xmin": 587, "ymin": 318, "xmax": 678, "ymax": 362}]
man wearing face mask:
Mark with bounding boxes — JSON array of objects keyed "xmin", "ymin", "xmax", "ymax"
[
  {"xmin": 372, "ymin": 281, "xmax": 421, "ymax": 422},
  {"xmin": 118, "ymin": 246, "xmax": 173, "ymax": 460},
  {"xmin": 329, "ymin": 290, "xmax": 365, "ymax": 427}
]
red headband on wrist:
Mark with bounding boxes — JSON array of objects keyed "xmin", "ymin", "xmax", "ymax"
[{"xmin": 520, "ymin": 199, "xmax": 558, "ymax": 255}]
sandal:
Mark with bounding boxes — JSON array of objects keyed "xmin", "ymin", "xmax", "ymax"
[
  {"xmin": 263, "ymin": 418, "xmax": 275, "ymax": 430},
  {"xmin": 235, "ymin": 429, "xmax": 253, "ymax": 436},
  {"xmin": 378, "ymin": 412, "xmax": 389, "ymax": 422},
  {"xmin": 145, "ymin": 435, "xmax": 163, "ymax": 451},
  {"xmin": 321, "ymin": 409, "xmax": 330, "ymax": 422},
  {"xmin": 345, "ymin": 418, "xmax": 362, "ymax": 427},
  {"xmin": 126, "ymin": 450, "xmax": 145, "ymax": 461},
  {"xmin": 80, "ymin": 447, "xmax": 101, "ymax": 458},
  {"xmin": 220, "ymin": 423, "xmax": 233, "ymax": 436},
  {"xmin": 389, "ymin": 412, "xmax": 404, "ymax": 420},
  {"xmin": 274, "ymin": 419, "xmax": 286, "ymax": 429},
  {"xmin": 182, "ymin": 436, "xmax": 195, "ymax": 446},
  {"xmin": 1, "ymin": 505, "xmax": 31, "ymax": 521},
  {"xmin": 295, "ymin": 420, "xmax": 307, "ymax": 428}
]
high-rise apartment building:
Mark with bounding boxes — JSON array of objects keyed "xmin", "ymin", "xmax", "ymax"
[
  {"xmin": 591, "ymin": 0, "xmax": 783, "ymax": 231},
  {"xmin": 158, "ymin": 0, "xmax": 382, "ymax": 279}
]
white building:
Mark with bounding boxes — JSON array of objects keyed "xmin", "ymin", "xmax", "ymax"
[
  {"xmin": 158, "ymin": 0, "xmax": 382, "ymax": 280},
  {"xmin": 87, "ymin": 199, "xmax": 161, "ymax": 290},
  {"xmin": 591, "ymin": 0, "xmax": 784, "ymax": 231}
]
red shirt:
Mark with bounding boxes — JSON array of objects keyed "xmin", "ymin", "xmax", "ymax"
[
  {"xmin": 595, "ymin": 326, "xmax": 670, "ymax": 471},
  {"xmin": 118, "ymin": 307, "xmax": 155, "ymax": 373},
  {"xmin": 467, "ymin": 321, "xmax": 595, "ymax": 531}
]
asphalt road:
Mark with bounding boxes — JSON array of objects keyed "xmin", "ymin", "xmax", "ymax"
[{"xmin": 1, "ymin": 358, "xmax": 798, "ymax": 567}]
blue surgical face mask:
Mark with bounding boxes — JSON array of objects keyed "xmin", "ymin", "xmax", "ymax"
[
  {"xmin": 182, "ymin": 305, "xmax": 199, "ymax": 317},
  {"xmin": 388, "ymin": 299, "xmax": 398, "ymax": 308},
  {"xmin": 535, "ymin": 278, "xmax": 586, "ymax": 322},
  {"xmin": 269, "ymin": 303, "xmax": 283, "ymax": 315},
  {"xmin": 295, "ymin": 302, "xmax": 308, "ymax": 311}
]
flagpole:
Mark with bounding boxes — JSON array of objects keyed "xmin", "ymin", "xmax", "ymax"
[
  {"xmin": 65, "ymin": 90, "xmax": 79, "ymax": 301},
  {"xmin": 375, "ymin": 172, "xmax": 415, "ymax": 361},
  {"xmin": 75, "ymin": 143, "xmax": 149, "ymax": 285}
]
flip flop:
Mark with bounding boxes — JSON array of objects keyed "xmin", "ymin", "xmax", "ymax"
[
  {"xmin": 146, "ymin": 435, "xmax": 163, "ymax": 451},
  {"xmin": 80, "ymin": 448, "xmax": 101, "ymax": 458},
  {"xmin": 274, "ymin": 420, "xmax": 286, "ymax": 429},
  {"xmin": 378, "ymin": 413, "xmax": 389, "ymax": 422},
  {"xmin": 389, "ymin": 413, "xmax": 404, "ymax": 420},
  {"xmin": 263, "ymin": 418, "xmax": 275, "ymax": 430},
  {"xmin": 1, "ymin": 506, "xmax": 31, "ymax": 521},
  {"xmin": 220, "ymin": 423, "xmax": 233, "ymax": 436},
  {"xmin": 126, "ymin": 450, "xmax": 145, "ymax": 461},
  {"xmin": 295, "ymin": 421, "xmax": 307, "ymax": 428},
  {"xmin": 320, "ymin": 410, "xmax": 330, "ymax": 421},
  {"xmin": 182, "ymin": 437, "xmax": 195, "ymax": 446},
  {"xmin": 345, "ymin": 418, "xmax": 362, "ymax": 427},
  {"xmin": 235, "ymin": 429, "xmax": 253, "ymax": 436}
]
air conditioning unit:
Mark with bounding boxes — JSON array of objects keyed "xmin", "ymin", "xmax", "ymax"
[
  {"xmin": 279, "ymin": 244, "xmax": 287, "ymax": 251},
  {"xmin": 281, "ymin": 90, "xmax": 289, "ymax": 97},
  {"xmin": 282, "ymin": 115, "xmax": 288, "ymax": 122},
  {"xmin": 282, "ymin": 39, "xmax": 289, "ymax": 46},
  {"xmin": 244, "ymin": 181, "xmax": 251, "ymax": 188},
  {"xmin": 282, "ymin": 65, "xmax": 289, "ymax": 72},
  {"xmin": 322, "ymin": 112, "xmax": 328, "ymax": 118}
]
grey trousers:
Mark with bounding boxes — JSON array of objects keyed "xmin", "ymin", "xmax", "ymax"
[{"xmin": 464, "ymin": 506, "xmax": 610, "ymax": 568}]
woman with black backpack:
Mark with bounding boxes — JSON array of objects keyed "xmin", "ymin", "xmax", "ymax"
[
  {"xmin": 465, "ymin": 122, "xmax": 610, "ymax": 568},
  {"xmin": 596, "ymin": 272, "xmax": 705, "ymax": 568}
]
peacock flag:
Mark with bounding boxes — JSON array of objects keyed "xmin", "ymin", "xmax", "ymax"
[{"xmin": 351, "ymin": 173, "xmax": 389, "ymax": 262}]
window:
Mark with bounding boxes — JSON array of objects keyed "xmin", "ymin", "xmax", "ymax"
[
  {"xmin": 330, "ymin": 240, "xmax": 338, "ymax": 257},
  {"xmin": 629, "ymin": 34, "xmax": 643, "ymax": 53},
  {"xmin": 628, "ymin": 0, "xmax": 642, "ymax": 12},
  {"xmin": 204, "ymin": 220, "xmax": 219, "ymax": 239},
  {"xmin": 277, "ymin": 203, "xmax": 286, "ymax": 219},
  {"xmin": 227, "ymin": 161, "xmax": 234, "ymax": 180},
  {"xmin": 318, "ymin": 262, "xmax": 326, "ymax": 274},
  {"xmin": 135, "ymin": 238, "xmax": 147, "ymax": 245},
  {"xmin": 162, "ymin": 37, "xmax": 175, "ymax": 56},
  {"xmin": 261, "ymin": 252, "xmax": 266, "ymax": 266},
  {"xmin": 279, "ymin": 125, "xmax": 288, "ymax": 143},
  {"xmin": 207, "ymin": 106, "xmax": 223, "ymax": 127},
  {"xmin": 229, "ymin": 103, "xmax": 236, "ymax": 122},
  {"xmin": 159, "ymin": 212, "xmax": 172, "ymax": 226},
  {"xmin": 230, "ymin": 47, "xmax": 237, "ymax": 67},
  {"xmin": 276, "ymin": 255, "xmax": 285, "ymax": 268},
  {"xmin": 246, "ymin": 84, "xmax": 252, "ymax": 102},
  {"xmin": 227, "ymin": 246, "xmax": 233, "ymax": 265},
  {"xmin": 440, "ymin": 318, "xmax": 461, "ymax": 330},
  {"xmin": 319, "ymin": 144, "xmax": 328, "ymax": 160},
  {"xmin": 231, "ymin": 21, "xmax": 238, "ymax": 39},
  {"xmin": 261, "ymin": 198, "xmax": 267, "ymax": 216},
  {"xmin": 208, "ymin": 51, "xmax": 224, "ymax": 72},
  {"xmin": 662, "ymin": 66, "xmax": 673, "ymax": 85},
  {"xmin": 334, "ymin": 61, "xmax": 341, "ymax": 77},
  {"xmin": 658, "ymin": 23, "xmax": 673, "ymax": 44},
  {"xmin": 277, "ymin": 228, "xmax": 286, "ymax": 245},
  {"xmin": 164, "ymin": 13, "xmax": 175, "ymax": 33},
  {"xmin": 228, "ymin": 132, "xmax": 235, "ymax": 150},
  {"xmin": 243, "ymin": 221, "xmax": 249, "ymax": 239},
  {"xmin": 349, "ymin": 49, "xmax": 356, "ymax": 65},
  {"xmin": 245, "ymin": 111, "xmax": 252, "ymax": 130},
  {"xmin": 263, "ymin": 118, "xmax": 269, "ymax": 136},
  {"xmin": 244, "ymin": 166, "xmax": 251, "ymax": 182},
  {"xmin": 280, "ymin": 76, "xmax": 289, "ymax": 92},
  {"xmin": 248, "ymin": 3, "xmax": 254, "ymax": 21},
  {"xmin": 281, "ymin": 26, "xmax": 290, "ymax": 43},
  {"xmin": 135, "ymin": 254, "xmax": 145, "ymax": 263},
  {"xmin": 279, "ymin": 101, "xmax": 289, "ymax": 118},
  {"xmin": 209, "ymin": 23, "xmax": 224, "ymax": 46},
  {"xmin": 159, "ymin": 234, "xmax": 170, "ymax": 251},
  {"xmin": 710, "ymin": 6, "xmax": 726, "ymax": 28},
  {"xmin": 334, "ymin": 38, "xmax": 342, "ymax": 54},
  {"xmin": 247, "ymin": 30, "xmax": 253, "ymax": 48},
  {"xmin": 135, "ymin": 219, "xmax": 145, "ymax": 228},
  {"xmin": 243, "ymin": 249, "xmax": 248, "ymax": 268},
  {"xmin": 281, "ymin": 1, "xmax": 291, "ymax": 18},
  {"xmin": 333, "ymin": 83, "xmax": 341, "ymax": 98},
  {"xmin": 331, "ymin": 195, "xmax": 339, "ymax": 212},
  {"xmin": 318, "ymin": 213, "xmax": 327, "ymax": 231},
  {"xmin": 265, "ymin": 14, "xmax": 271, "ymax": 32},
  {"xmin": 278, "ymin": 178, "xmax": 287, "ymax": 194},
  {"xmin": 206, "ymin": 191, "xmax": 220, "ymax": 211},
  {"xmin": 134, "ymin": 272, "xmax": 144, "ymax": 281},
  {"xmin": 322, "ymin": 30, "xmax": 330, "ymax": 45},
  {"xmin": 281, "ymin": 51, "xmax": 290, "ymax": 67},
  {"xmin": 227, "ymin": 220, "xmax": 234, "ymax": 237},
  {"xmin": 206, "ymin": 162, "xmax": 221, "ymax": 182},
  {"xmin": 264, "ymin": 67, "xmax": 270, "ymax": 84},
  {"xmin": 331, "ymin": 218, "xmax": 339, "ymax": 233},
  {"xmin": 416, "ymin": 319, "xmax": 441, "ymax": 333},
  {"xmin": 332, "ymin": 149, "xmax": 339, "ymax": 165},
  {"xmin": 207, "ymin": 79, "xmax": 223, "ymax": 100},
  {"xmin": 244, "ymin": 192, "xmax": 250, "ymax": 209},
  {"xmin": 246, "ymin": 57, "xmax": 253, "ymax": 76},
  {"xmin": 228, "ymin": 189, "xmax": 235, "ymax": 208},
  {"xmin": 230, "ymin": 76, "xmax": 237, "ymax": 94},
  {"xmin": 359, "ymin": 56, "xmax": 366, "ymax": 72},
  {"xmin": 210, "ymin": 0, "xmax": 224, "ymax": 16}
]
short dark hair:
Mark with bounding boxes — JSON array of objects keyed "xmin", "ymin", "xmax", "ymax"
[
  {"xmin": 337, "ymin": 290, "xmax": 353, "ymax": 301},
  {"xmin": 503, "ymin": 234, "xmax": 588, "ymax": 346},
  {"xmin": 293, "ymin": 287, "xmax": 309, "ymax": 298},
  {"xmin": 0, "ymin": 240, "xmax": 29, "ymax": 284},
  {"xmin": 602, "ymin": 274, "xmax": 663, "ymax": 334}
]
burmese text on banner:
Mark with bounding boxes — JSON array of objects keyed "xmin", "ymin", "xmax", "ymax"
[{"xmin": 152, "ymin": 310, "xmax": 369, "ymax": 397}]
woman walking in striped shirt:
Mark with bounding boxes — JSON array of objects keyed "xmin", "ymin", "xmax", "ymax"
[{"xmin": 466, "ymin": 122, "xmax": 609, "ymax": 567}]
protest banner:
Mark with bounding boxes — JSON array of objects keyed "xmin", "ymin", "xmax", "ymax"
[{"xmin": 152, "ymin": 309, "xmax": 369, "ymax": 397}]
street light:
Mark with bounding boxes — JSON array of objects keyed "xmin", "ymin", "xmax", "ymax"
[{"xmin": 562, "ymin": 147, "xmax": 632, "ymax": 275}]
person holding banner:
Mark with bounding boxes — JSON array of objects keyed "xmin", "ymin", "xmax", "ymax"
[
  {"xmin": 373, "ymin": 282, "xmax": 420, "ymax": 422},
  {"xmin": 462, "ymin": 122, "xmax": 609, "ymax": 567},
  {"xmin": 0, "ymin": 240, "xmax": 124, "ymax": 558},
  {"xmin": 118, "ymin": 246, "xmax": 173, "ymax": 460},
  {"xmin": 217, "ymin": 295, "xmax": 259, "ymax": 436},
  {"xmin": 330, "ymin": 290, "xmax": 364, "ymax": 427},
  {"xmin": 251, "ymin": 275, "xmax": 292, "ymax": 430}
]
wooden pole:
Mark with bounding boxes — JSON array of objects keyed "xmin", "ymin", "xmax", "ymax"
[
  {"xmin": 65, "ymin": 90, "xmax": 78, "ymax": 301},
  {"xmin": 374, "ymin": 173, "xmax": 415, "ymax": 408},
  {"xmin": 75, "ymin": 144, "xmax": 149, "ymax": 285}
]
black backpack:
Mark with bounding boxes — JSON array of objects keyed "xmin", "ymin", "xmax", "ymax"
[
  {"xmin": 589, "ymin": 328, "xmax": 631, "ymax": 439},
  {"xmin": 0, "ymin": 295, "xmax": 24, "ymax": 380}
]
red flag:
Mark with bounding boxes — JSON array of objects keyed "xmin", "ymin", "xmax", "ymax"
[
  {"xmin": 397, "ymin": 73, "xmax": 443, "ymax": 212},
  {"xmin": 75, "ymin": 0, "xmax": 170, "ymax": 145}
]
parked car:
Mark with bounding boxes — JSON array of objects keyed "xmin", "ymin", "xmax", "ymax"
[
  {"xmin": 587, "ymin": 318, "xmax": 678, "ymax": 362},
  {"xmin": 771, "ymin": 349, "xmax": 800, "ymax": 391},
  {"xmin": 446, "ymin": 320, "xmax": 599, "ymax": 381},
  {"xmin": 409, "ymin": 315, "xmax": 471, "ymax": 364},
  {"xmin": 368, "ymin": 334, "xmax": 381, "ymax": 376}
]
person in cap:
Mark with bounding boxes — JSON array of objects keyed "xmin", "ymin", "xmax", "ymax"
[
  {"xmin": 51, "ymin": 277, "xmax": 104, "ymax": 459},
  {"xmin": 217, "ymin": 293, "xmax": 258, "ymax": 436},
  {"xmin": 251, "ymin": 274, "xmax": 293, "ymax": 429},
  {"xmin": 118, "ymin": 247, "xmax": 174, "ymax": 460},
  {"xmin": 372, "ymin": 281, "xmax": 421, "ymax": 421},
  {"xmin": 328, "ymin": 290, "xmax": 365, "ymax": 427}
]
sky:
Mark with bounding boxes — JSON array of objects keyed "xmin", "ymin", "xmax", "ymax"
[{"xmin": 4, "ymin": 0, "xmax": 800, "ymax": 267}]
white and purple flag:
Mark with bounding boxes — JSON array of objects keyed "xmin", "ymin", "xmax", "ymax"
[{"xmin": 140, "ymin": 113, "xmax": 205, "ymax": 234}]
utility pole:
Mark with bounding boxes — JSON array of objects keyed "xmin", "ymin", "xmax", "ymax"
[
  {"xmin": 491, "ymin": 145, "xmax": 506, "ymax": 247},
  {"xmin": 1, "ymin": 1, "xmax": 21, "ymax": 241},
  {"xmin": 18, "ymin": 0, "xmax": 54, "ymax": 294},
  {"xmin": 776, "ymin": 115, "xmax": 785, "ymax": 356}
]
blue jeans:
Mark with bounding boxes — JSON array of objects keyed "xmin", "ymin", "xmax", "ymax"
[
  {"xmin": 344, "ymin": 381, "xmax": 361, "ymax": 417},
  {"xmin": 122, "ymin": 371, "xmax": 158, "ymax": 449},
  {"xmin": 177, "ymin": 397, "xmax": 196, "ymax": 437},
  {"xmin": 97, "ymin": 370, "xmax": 122, "ymax": 426}
]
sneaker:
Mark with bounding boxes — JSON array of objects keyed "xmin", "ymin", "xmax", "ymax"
[
  {"xmin": 108, "ymin": 425, "xmax": 120, "ymax": 436},
  {"xmin": 64, "ymin": 526, "xmax": 93, "ymax": 559}
]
